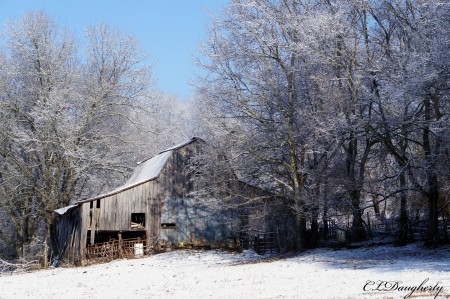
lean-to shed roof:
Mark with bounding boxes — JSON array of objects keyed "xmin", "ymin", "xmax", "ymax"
[{"xmin": 54, "ymin": 204, "xmax": 78, "ymax": 215}]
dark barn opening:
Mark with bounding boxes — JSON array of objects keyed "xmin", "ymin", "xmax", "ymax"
[
  {"xmin": 92, "ymin": 231, "xmax": 119, "ymax": 244},
  {"xmin": 121, "ymin": 230, "xmax": 146, "ymax": 239},
  {"xmin": 161, "ymin": 223, "xmax": 176, "ymax": 229},
  {"xmin": 131, "ymin": 213, "xmax": 145, "ymax": 229}
]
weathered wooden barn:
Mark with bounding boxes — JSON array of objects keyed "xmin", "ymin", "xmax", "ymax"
[{"xmin": 54, "ymin": 137, "xmax": 246, "ymax": 265}]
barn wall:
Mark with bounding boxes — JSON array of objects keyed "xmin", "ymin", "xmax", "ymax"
[
  {"xmin": 156, "ymin": 142, "xmax": 240, "ymax": 245},
  {"xmin": 97, "ymin": 183, "xmax": 151, "ymax": 231},
  {"xmin": 157, "ymin": 144, "xmax": 198, "ymax": 199},
  {"xmin": 59, "ymin": 139, "xmax": 251, "ymax": 263},
  {"xmin": 80, "ymin": 202, "xmax": 90, "ymax": 251},
  {"xmin": 147, "ymin": 190, "xmax": 160, "ymax": 241},
  {"xmin": 76, "ymin": 181, "xmax": 161, "ymax": 235},
  {"xmin": 55, "ymin": 206, "xmax": 84, "ymax": 265},
  {"xmin": 159, "ymin": 196, "xmax": 238, "ymax": 246},
  {"xmin": 55, "ymin": 213, "xmax": 72, "ymax": 254}
]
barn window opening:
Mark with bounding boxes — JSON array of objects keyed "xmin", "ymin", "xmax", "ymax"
[
  {"xmin": 96, "ymin": 199, "xmax": 101, "ymax": 208},
  {"xmin": 86, "ymin": 230, "xmax": 91, "ymax": 244},
  {"xmin": 131, "ymin": 213, "xmax": 145, "ymax": 229},
  {"xmin": 88, "ymin": 209, "xmax": 93, "ymax": 228},
  {"xmin": 161, "ymin": 223, "xmax": 176, "ymax": 229}
]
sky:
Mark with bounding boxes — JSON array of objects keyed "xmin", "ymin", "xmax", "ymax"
[{"xmin": 0, "ymin": 0, "xmax": 228, "ymax": 100}]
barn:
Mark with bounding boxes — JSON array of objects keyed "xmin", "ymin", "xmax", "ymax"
[{"xmin": 53, "ymin": 137, "xmax": 248, "ymax": 265}]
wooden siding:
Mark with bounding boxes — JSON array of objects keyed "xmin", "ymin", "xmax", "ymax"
[
  {"xmin": 54, "ymin": 206, "xmax": 85, "ymax": 265},
  {"xmin": 81, "ymin": 202, "xmax": 90, "ymax": 249},
  {"xmin": 77, "ymin": 141, "xmax": 200, "ymax": 234},
  {"xmin": 57, "ymin": 138, "xmax": 251, "ymax": 263},
  {"xmin": 78, "ymin": 181, "xmax": 161, "ymax": 239},
  {"xmin": 96, "ymin": 183, "xmax": 153, "ymax": 231},
  {"xmin": 157, "ymin": 144, "xmax": 197, "ymax": 199}
]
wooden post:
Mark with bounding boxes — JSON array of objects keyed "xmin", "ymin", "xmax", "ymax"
[
  {"xmin": 145, "ymin": 230, "xmax": 149, "ymax": 254},
  {"xmin": 118, "ymin": 232, "xmax": 123, "ymax": 258},
  {"xmin": 44, "ymin": 240, "xmax": 48, "ymax": 269},
  {"xmin": 276, "ymin": 228, "xmax": 281, "ymax": 253},
  {"xmin": 90, "ymin": 229, "xmax": 95, "ymax": 245}
]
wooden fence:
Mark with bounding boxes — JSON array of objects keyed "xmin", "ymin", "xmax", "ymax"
[
  {"xmin": 239, "ymin": 230, "xmax": 284, "ymax": 255},
  {"xmin": 21, "ymin": 240, "xmax": 49, "ymax": 269},
  {"xmin": 85, "ymin": 237, "xmax": 147, "ymax": 263}
]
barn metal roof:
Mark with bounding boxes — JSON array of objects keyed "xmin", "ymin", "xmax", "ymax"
[
  {"xmin": 136, "ymin": 136, "xmax": 201, "ymax": 164},
  {"xmin": 54, "ymin": 137, "xmax": 202, "ymax": 213},
  {"xmin": 126, "ymin": 150, "xmax": 172, "ymax": 186}
]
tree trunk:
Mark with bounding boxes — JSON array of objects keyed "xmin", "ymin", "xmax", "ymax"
[
  {"xmin": 347, "ymin": 135, "xmax": 367, "ymax": 242},
  {"xmin": 322, "ymin": 217, "xmax": 329, "ymax": 241},
  {"xmin": 371, "ymin": 196, "xmax": 380, "ymax": 217},
  {"xmin": 293, "ymin": 176, "xmax": 306, "ymax": 250},
  {"xmin": 310, "ymin": 209, "xmax": 319, "ymax": 247},
  {"xmin": 294, "ymin": 203, "xmax": 306, "ymax": 250},
  {"xmin": 427, "ymin": 174, "xmax": 439, "ymax": 242},
  {"xmin": 399, "ymin": 169, "xmax": 409, "ymax": 245},
  {"xmin": 423, "ymin": 98, "xmax": 439, "ymax": 243},
  {"xmin": 351, "ymin": 190, "xmax": 366, "ymax": 242},
  {"xmin": 322, "ymin": 155, "xmax": 330, "ymax": 240}
]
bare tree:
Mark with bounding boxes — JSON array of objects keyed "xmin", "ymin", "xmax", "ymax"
[
  {"xmin": 362, "ymin": 0, "xmax": 449, "ymax": 243},
  {"xmin": 196, "ymin": 0, "xmax": 345, "ymax": 249},
  {"xmin": 195, "ymin": 0, "xmax": 449, "ymax": 246},
  {"xmin": 0, "ymin": 12, "xmax": 187, "ymax": 256}
]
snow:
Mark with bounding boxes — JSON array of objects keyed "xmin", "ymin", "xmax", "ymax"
[
  {"xmin": 158, "ymin": 137, "xmax": 200, "ymax": 154},
  {"xmin": 124, "ymin": 150, "xmax": 172, "ymax": 186},
  {"xmin": 1, "ymin": 244, "xmax": 448, "ymax": 299}
]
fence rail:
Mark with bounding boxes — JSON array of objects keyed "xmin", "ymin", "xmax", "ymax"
[
  {"xmin": 85, "ymin": 237, "xmax": 147, "ymax": 263},
  {"xmin": 21, "ymin": 240, "xmax": 49, "ymax": 269},
  {"xmin": 239, "ymin": 230, "xmax": 283, "ymax": 255},
  {"xmin": 319, "ymin": 216, "xmax": 448, "ymax": 244}
]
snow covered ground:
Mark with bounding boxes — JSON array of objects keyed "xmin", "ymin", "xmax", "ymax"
[{"xmin": 1, "ymin": 243, "xmax": 449, "ymax": 299}]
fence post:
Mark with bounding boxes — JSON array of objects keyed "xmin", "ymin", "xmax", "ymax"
[
  {"xmin": 44, "ymin": 240, "xmax": 48, "ymax": 269},
  {"xmin": 118, "ymin": 232, "xmax": 123, "ymax": 258}
]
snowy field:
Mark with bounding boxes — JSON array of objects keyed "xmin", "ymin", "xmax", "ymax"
[{"xmin": 1, "ymin": 244, "xmax": 449, "ymax": 299}]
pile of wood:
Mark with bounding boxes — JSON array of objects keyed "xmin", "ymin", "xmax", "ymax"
[{"xmin": 130, "ymin": 222, "xmax": 144, "ymax": 229}]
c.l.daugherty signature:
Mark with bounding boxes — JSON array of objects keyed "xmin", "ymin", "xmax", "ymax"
[{"xmin": 364, "ymin": 278, "xmax": 444, "ymax": 298}]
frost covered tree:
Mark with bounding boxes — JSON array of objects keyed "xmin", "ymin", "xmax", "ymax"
[
  {"xmin": 195, "ymin": 0, "xmax": 449, "ymax": 246},
  {"xmin": 0, "ymin": 11, "xmax": 81, "ymax": 248},
  {"xmin": 195, "ymin": 0, "xmax": 340, "ymax": 249},
  {"xmin": 363, "ymin": 0, "xmax": 450, "ymax": 243},
  {"xmin": 0, "ymin": 11, "xmax": 186, "ymax": 255}
]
